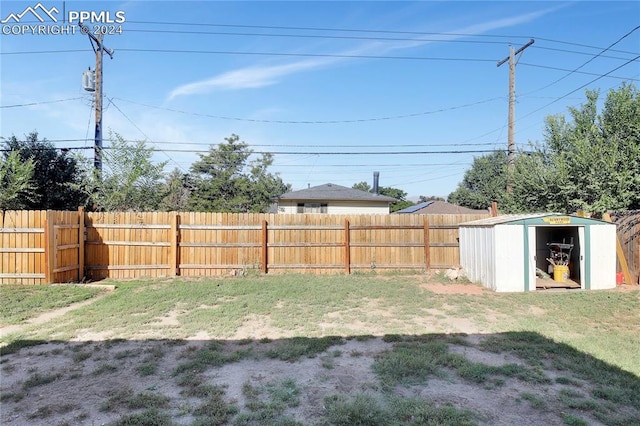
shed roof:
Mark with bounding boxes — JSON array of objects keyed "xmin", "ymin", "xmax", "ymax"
[
  {"xmin": 277, "ymin": 183, "xmax": 397, "ymax": 203},
  {"xmin": 460, "ymin": 213, "xmax": 611, "ymax": 227}
]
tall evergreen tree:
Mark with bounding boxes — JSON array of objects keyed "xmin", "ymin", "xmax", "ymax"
[
  {"xmin": 188, "ymin": 134, "xmax": 289, "ymax": 212},
  {"xmin": 4, "ymin": 132, "xmax": 86, "ymax": 210}
]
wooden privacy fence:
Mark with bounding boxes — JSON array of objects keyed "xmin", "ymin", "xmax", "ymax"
[
  {"xmin": 1, "ymin": 210, "xmax": 489, "ymax": 284},
  {"xmin": 611, "ymin": 210, "xmax": 640, "ymax": 285}
]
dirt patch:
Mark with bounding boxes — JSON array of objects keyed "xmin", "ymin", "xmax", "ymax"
[
  {"xmin": 2, "ymin": 334, "xmax": 622, "ymax": 426},
  {"xmin": 419, "ymin": 282, "xmax": 489, "ymax": 294}
]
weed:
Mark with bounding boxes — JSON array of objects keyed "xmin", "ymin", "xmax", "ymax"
[
  {"xmin": 323, "ymin": 393, "xmax": 390, "ymax": 426},
  {"xmin": 26, "ymin": 403, "xmax": 76, "ymax": 419},
  {"xmin": 110, "ymin": 408, "xmax": 174, "ymax": 426},
  {"xmin": 137, "ymin": 362, "xmax": 158, "ymax": 376},
  {"xmin": 350, "ymin": 350, "xmax": 364, "ymax": 357},
  {"xmin": 72, "ymin": 351, "xmax": 92, "ymax": 362},
  {"xmin": 23, "ymin": 371, "xmax": 61, "ymax": 389},
  {"xmin": 101, "ymin": 388, "xmax": 170, "ymax": 411},
  {"xmin": 1, "ymin": 391, "xmax": 26, "ymax": 402},
  {"xmin": 114, "ymin": 349, "xmax": 136, "ymax": 359},
  {"xmin": 173, "ymin": 344, "xmax": 251, "ymax": 375},
  {"xmin": 558, "ymin": 389, "xmax": 601, "ymax": 412},
  {"xmin": 562, "ymin": 413, "xmax": 589, "ymax": 426},
  {"xmin": 519, "ymin": 392, "xmax": 548, "ymax": 410},
  {"xmin": 388, "ymin": 397, "xmax": 476, "ymax": 426},
  {"xmin": 92, "ymin": 363, "xmax": 117, "ymax": 375},
  {"xmin": 372, "ymin": 341, "xmax": 453, "ymax": 386},
  {"xmin": 556, "ymin": 376, "xmax": 582, "ymax": 386},
  {"xmin": 240, "ymin": 378, "xmax": 301, "ymax": 424},
  {"xmin": 266, "ymin": 336, "xmax": 343, "ymax": 361},
  {"xmin": 192, "ymin": 393, "xmax": 238, "ymax": 426}
]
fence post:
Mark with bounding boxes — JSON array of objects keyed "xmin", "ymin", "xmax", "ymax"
[
  {"xmin": 78, "ymin": 207, "xmax": 85, "ymax": 281},
  {"xmin": 261, "ymin": 220, "xmax": 268, "ymax": 274},
  {"xmin": 170, "ymin": 212, "xmax": 180, "ymax": 276},
  {"xmin": 423, "ymin": 216, "xmax": 430, "ymax": 271},
  {"xmin": 491, "ymin": 202, "xmax": 498, "ymax": 217},
  {"xmin": 344, "ymin": 219, "xmax": 351, "ymax": 274},
  {"xmin": 44, "ymin": 210, "xmax": 55, "ymax": 284}
]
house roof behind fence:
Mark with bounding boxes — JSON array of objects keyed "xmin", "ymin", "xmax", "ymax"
[{"xmin": 277, "ymin": 183, "xmax": 397, "ymax": 203}]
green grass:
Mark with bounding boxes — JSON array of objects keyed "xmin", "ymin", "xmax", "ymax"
[
  {"xmin": 0, "ymin": 284, "xmax": 105, "ymax": 326},
  {"xmin": 101, "ymin": 388, "xmax": 171, "ymax": 412},
  {"xmin": 235, "ymin": 378, "xmax": 302, "ymax": 425},
  {"xmin": 323, "ymin": 393, "xmax": 476, "ymax": 426},
  {"xmin": 2, "ymin": 277, "xmax": 638, "ymax": 377},
  {"xmin": 2, "ymin": 275, "xmax": 639, "ymax": 425}
]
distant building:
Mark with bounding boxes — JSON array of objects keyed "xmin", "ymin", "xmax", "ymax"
[
  {"xmin": 394, "ymin": 200, "xmax": 488, "ymax": 214},
  {"xmin": 275, "ymin": 183, "xmax": 396, "ymax": 214}
]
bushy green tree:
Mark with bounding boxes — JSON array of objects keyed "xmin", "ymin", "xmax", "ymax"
[
  {"xmin": 352, "ymin": 181, "xmax": 413, "ymax": 212},
  {"xmin": 449, "ymin": 83, "xmax": 640, "ymax": 214},
  {"xmin": 159, "ymin": 168, "xmax": 192, "ymax": 212},
  {"xmin": 447, "ymin": 151, "xmax": 507, "ymax": 211},
  {"xmin": 512, "ymin": 83, "xmax": 640, "ymax": 213},
  {"xmin": 3, "ymin": 132, "xmax": 86, "ymax": 210},
  {"xmin": 0, "ymin": 151, "xmax": 36, "ymax": 210},
  {"xmin": 188, "ymin": 134, "xmax": 289, "ymax": 212},
  {"xmin": 76, "ymin": 132, "xmax": 167, "ymax": 211}
]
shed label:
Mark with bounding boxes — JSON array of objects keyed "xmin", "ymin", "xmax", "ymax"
[{"xmin": 542, "ymin": 217, "xmax": 571, "ymax": 225}]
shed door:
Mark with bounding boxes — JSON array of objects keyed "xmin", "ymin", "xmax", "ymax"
[
  {"xmin": 578, "ymin": 226, "xmax": 586, "ymax": 289},
  {"xmin": 528, "ymin": 226, "xmax": 536, "ymax": 291}
]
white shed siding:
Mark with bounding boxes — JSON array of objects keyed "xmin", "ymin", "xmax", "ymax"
[
  {"xmin": 277, "ymin": 200, "xmax": 389, "ymax": 215},
  {"xmin": 460, "ymin": 226, "xmax": 496, "ymax": 291},
  {"xmin": 494, "ymin": 225, "xmax": 526, "ymax": 292},
  {"xmin": 590, "ymin": 224, "xmax": 616, "ymax": 290}
]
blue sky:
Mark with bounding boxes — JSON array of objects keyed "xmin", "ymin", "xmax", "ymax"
[{"xmin": 1, "ymin": 1, "xmax": 639, "ymax": 200}]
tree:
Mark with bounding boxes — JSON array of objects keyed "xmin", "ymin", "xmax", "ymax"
[
  {"xmin": 0, "ymin": 151, "xmax": 36, "ymax": 210},
  {"xmin": 4, "ymin": 132, "xmax": 86, "ymax": 210},
  {"xmin": 447, "ymin": 151, "xmax": 507, "ymax": 210},
  {"xmin": 76, "ymin": 132, "xmax": 167, "ymax": 211},
  {"xmin": 351, "ymin": 181, "xmax": 414, "ymax": 212},
  {"xmin": 188, "ymin": 134, "xmax": 289, "ymax": 212},
  {"xmin": 449, "ymin": 84, "xmax": 640, "ymax": 214},
  {"xmin": 511, "ymin": 84, "xmax": 640, "ymax": 213},
  {"xmin": 419, "ymin": 195, "xmax": 445, "ymax": 202},
  {"xmin": 159, "ymin": 168, "xmax": 193, "ymax": 212}
]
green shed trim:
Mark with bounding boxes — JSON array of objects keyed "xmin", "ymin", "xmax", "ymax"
[{"xmin": 523, "ymin": 225, "xmax": 530, "ymax": 291}]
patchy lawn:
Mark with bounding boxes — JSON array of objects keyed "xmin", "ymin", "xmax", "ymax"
[{"xmin": 1, "ymin": 274, "xmax": 639, "ymax": 425}]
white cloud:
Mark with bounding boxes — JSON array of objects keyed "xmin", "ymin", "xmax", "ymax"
[
  {"xmin": 166, "ymin": 6, "xmax": 559, "ymax": 101},
  {"xmin": 167, "ymin": 58, "xmax": 331, "ymax": 100}
]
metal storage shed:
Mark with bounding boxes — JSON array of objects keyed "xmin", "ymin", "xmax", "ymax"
[{"xmin": 459, "ymin": 214, "xmax": 617, "ymax": 292}]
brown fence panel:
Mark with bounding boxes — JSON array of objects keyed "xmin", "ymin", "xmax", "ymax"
[
  {"xmin": 178, "ymin": 212, "xmax": 263, "ymax": 277},
  {"xmin": 612, "ymin": 211, "xmax": 640, "ymax": 285},
  {"xmin": 84, "ymin": 211, "xmax": 172, "ymax": 280},
  {"xmin": 50, "ymin": 210, "xmax": 82, "ymax": 283},
  {"xmin": 2, "ymin": 210, "xmax": 490, "ymax": 284},
  {"xmin": 0, "ymin": 210, "xmax": 46, "ymax": 285}
]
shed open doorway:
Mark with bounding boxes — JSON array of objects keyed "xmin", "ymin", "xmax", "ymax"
[{"xmin": 534, "ymin": 226, "xmax": 583, "ymax": 290}]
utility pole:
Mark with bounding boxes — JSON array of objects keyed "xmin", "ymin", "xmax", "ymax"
[
  {"xmin": 497, "ymin": 38, "xmax": 534, "ymax": 193},
  {"xmin": 79, "ymin": 24, "xmax": 114, "ymax": 174}
]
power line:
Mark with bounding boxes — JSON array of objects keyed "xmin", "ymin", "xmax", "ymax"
[
  {"xmin": 1, "ymin": 48, "xmax": 497, "ymax": 62},
  {"xmin": 519, "ymin": 54, "xmax": 640, "ymax": 121},
  {"xmin": 0, "ymin": 146, "xmax": 504, "ymax": 155},
  {"xmin": 519, "ymin": 62, "xmax": 638, "ymax": 81},
  {"xmin": 124, "ymin": 27, "xmax": 511, "ymax": 45},
  {"xmin": 113, "ymin": 96, "xmax": 503, "ymax": 124},
  {"xmin": 13, "ymin": 137, "xmax": 501, "ymax": 148},
  {"xmin": 0, "ymin": 97, "xmax": 83, "ymax": 108},
  {"xmin": 525, "ymin": 25, "xmax": 640, "ymax": 95}
]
